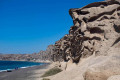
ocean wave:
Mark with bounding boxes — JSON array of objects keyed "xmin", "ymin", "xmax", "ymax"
[
  {"xmin": 0, "ymin": 70, "xmax": 7, "ymax": 72},
  {"xmin": 0, "ymin": 61, "xmax": 45, "ymax": 73},
  {"xmin": 20, "ymin": 65, "xmax": 37, "ymax": 69}
]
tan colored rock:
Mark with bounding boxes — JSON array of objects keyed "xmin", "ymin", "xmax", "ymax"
[
  {"xmin": 51, "ymin": 0, "xmax": 120, "ymax": 80},
  {"xmin": 107, "ymin": 75, "xmax": 120, "ymax": 80},
  {"xmin": 54, "ymin": 0, "xmax": 120, "ymax": 63}
]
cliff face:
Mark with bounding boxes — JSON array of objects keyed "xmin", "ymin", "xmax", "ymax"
[
  {"xmin": 54, "ymin": 0, "xmax": 120, "ymax": 63},
  {"xmin": 50, "ymin": 0, "xmax": 120, "ymax": 80},
  {"xmin": 49, "ymin": 0, "xmax": 120, "ymax": 80}
]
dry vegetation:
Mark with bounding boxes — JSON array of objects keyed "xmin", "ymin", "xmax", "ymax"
[{"xmin": 42, "ymin": 67, "xmax": 62, "ymax": 77}]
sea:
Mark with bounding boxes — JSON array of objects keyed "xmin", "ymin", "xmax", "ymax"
[{"xmin": 0, "ymin": 60, "xmax": 45, "ymax": 72}]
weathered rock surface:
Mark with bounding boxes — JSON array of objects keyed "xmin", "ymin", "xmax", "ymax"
[
  {"xmin": 54, "ymin": 0, "xmax": 120, "ymax": 63},
  {"xmin": 51, "ymin": 0, "xmax": 120, "ymax": 80},
  {"xmin": 107, "ymin": 75, "xmax": 120, "ymax": 80}
]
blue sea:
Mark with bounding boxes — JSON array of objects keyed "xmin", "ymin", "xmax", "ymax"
[{"xmin": 0, "ymin": 60, "xmax": 45, "ymax": 72}]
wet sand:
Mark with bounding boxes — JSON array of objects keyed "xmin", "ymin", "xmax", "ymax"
[{"xmin": 0, "ymin": 64, "xmax": 50, "ymax": 80}]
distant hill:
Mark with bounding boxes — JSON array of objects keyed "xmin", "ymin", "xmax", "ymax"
[{"xmin": 0, "ymin": 45, "xmax": 55, "ymax": 62}]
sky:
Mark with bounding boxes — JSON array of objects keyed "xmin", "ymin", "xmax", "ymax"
[{"xmin": 0, "ymin": 0, "xmax": 103, "ymax": 54}]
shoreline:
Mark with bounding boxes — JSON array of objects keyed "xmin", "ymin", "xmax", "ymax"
[
  {"xmin": 0, "ymin": 64, "xmax": 46, "ymax": 73},
  {"xmin": 0, "ymin": 63, "xmax": 50, "ymax": 80},
  {"xmin": 0, "ymin": 60, "xmax": 51, "ymax": 73}
]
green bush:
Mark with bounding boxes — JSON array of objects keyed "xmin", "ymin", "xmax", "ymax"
[
  {"xmin": 42, "ymin": 67, "xmax": 62, "ymax": 77},
  {"xmin": 42, "ymin": 78, "xmax": 50, "ymax": 80}
]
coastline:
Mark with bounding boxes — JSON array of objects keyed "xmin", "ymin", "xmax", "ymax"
[
  {"xmin": 0, "ymin": 63, "xmax": 50, "ymax": 80},
  {"xmin": 0, "ymin": 60, "xmax": 51, "ymax": 72},
  {"xmin": 0, "ymin": 60, "xmax": 51, "ymax": 63}
]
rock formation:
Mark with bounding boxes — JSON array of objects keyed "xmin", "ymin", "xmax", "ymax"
[
  {"xmin": 51, "ymin": 0, "xmax": 120, "ymax": 80},
  {"xmin": 54, "ymin": 0, "xmax": 120, "ymax": 63}
]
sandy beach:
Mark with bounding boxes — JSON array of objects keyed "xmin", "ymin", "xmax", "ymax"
[{"xmin": 0, "ymin": 63, "xmax": 50, "ymax": 80}]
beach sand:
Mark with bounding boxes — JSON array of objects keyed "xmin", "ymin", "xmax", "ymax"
[{"xmin": 0, "ymin": 63, "xmax": 50, "ymax": 80}]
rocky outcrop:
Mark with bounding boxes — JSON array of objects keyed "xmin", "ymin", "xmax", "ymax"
[
  {"xmin": 50, "ymin": 0, "xmax": 120, "ymax": 80},
  {"xmin": 38, "ymin": 45, "xmax": 56, "ymax": 61},
  {"xmin": 54, "ymin": 0, "xmax": 120, "ymax": 63}
]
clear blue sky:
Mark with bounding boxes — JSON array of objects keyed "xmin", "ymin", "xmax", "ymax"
[{"xmin": 0, "ymin": 0, "xmax": 103, "ymax": 54}]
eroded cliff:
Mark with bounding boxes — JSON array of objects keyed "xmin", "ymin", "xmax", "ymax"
[
  {"xmin": 50, "ymin": 0, "xmax": 120, "ymax": 80},
  {"xmin": 54, "ymin": 0, "xmax": 120, "ymax": 63}
]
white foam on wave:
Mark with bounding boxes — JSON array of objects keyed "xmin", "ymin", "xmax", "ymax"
[
  {"xmin": 0, "ymin": 70, "xmax": 7, "ymax": 72},
  {"xmin": 0, "ymin": 64, "xmax": 43, "ymax": 72},
  {"xmin": 0, "ymin": 69, "xmax": 15, "ymax": 72},
  {"xmin": 20, "ymin": 65, "xmax": 36, "ymax": 69},
  {"xmin": 20, "ymin": 67, "xmax": 27, "ymax": 68}
]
